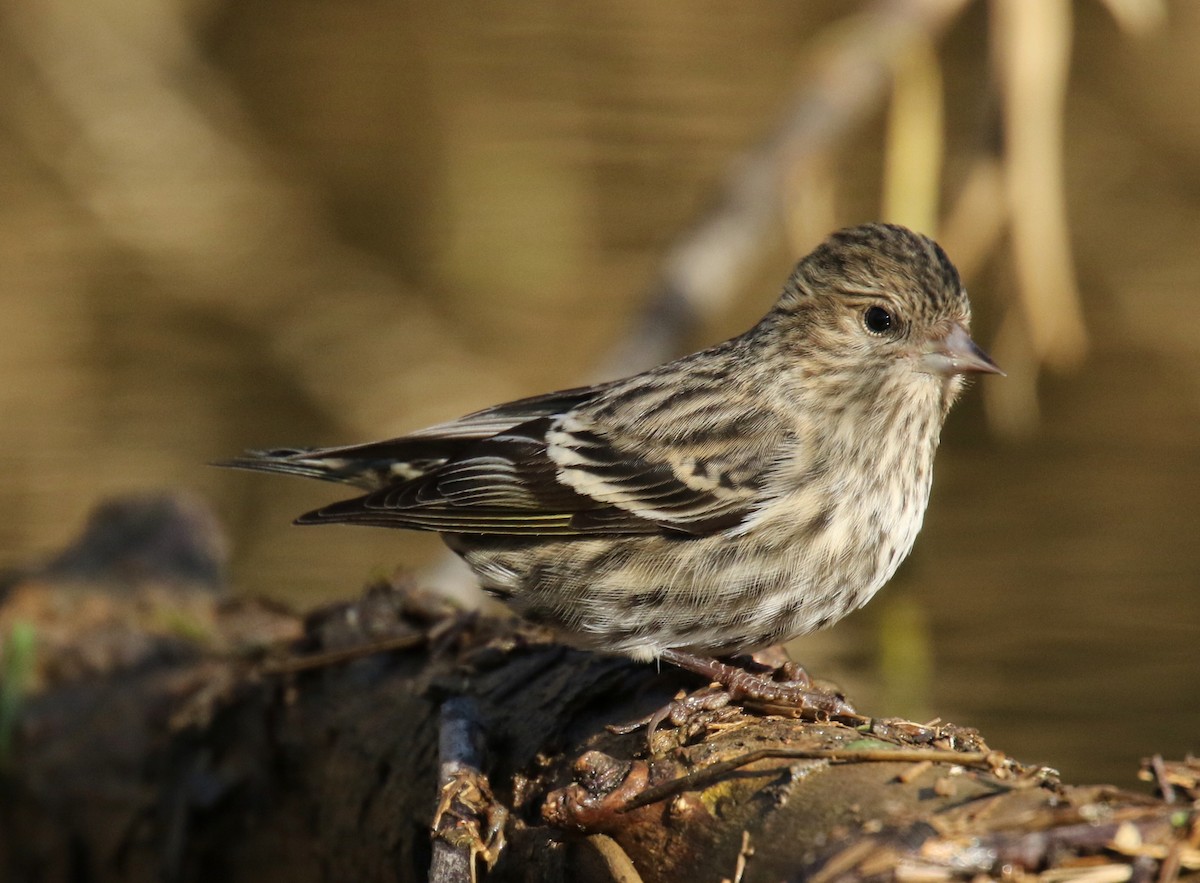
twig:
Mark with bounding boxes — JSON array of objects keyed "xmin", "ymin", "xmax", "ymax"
[
  {"xmin": 430, "ymin": 697, "xmax": 483, "ymax": 883},
  {"xmin": 430, "ymin": 697, "xmax": 506, "ymax": 883},
  {"xmin": 1148, "ymin": 754, "xmax": 1177, "ymax": 805},
  {"xmin": 257, "ymin": 633, "xmax": 424, "ymax": 676},
  {"xmin": 621, "ymin": 745, "xmax": 992, "ymax": 811},
  {"xmin": 726, "ymin": 830, "xmax": 754, "ymax": 883}
]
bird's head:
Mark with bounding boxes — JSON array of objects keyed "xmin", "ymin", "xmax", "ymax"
[{"xmin": 769, "ymin": 223, "xmax": 1001, "ymax": 411}]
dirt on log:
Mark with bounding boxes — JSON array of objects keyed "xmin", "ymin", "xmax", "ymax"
[{"xmin": 0, "ymin": 568, "xmax": 1197, "ymax": 883}]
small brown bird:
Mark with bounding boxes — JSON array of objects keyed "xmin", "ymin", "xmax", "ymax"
[{"xmin": 224, "ymin": 224, "xmax": 1000, "ymax": 704}]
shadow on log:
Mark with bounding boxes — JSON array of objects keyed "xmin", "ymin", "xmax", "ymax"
[{"xmin": 1, "ymin": 523, "xmax": 1197, "ymax": 881}]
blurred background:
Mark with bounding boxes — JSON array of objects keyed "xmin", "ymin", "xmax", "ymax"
[{"xmin": 0, "ymin": 0, "xmax": 1196, "ymax": 786}]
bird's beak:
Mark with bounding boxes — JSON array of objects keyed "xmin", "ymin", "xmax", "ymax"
[{"xmin": 920, "ymin": 322, "xmax": 1004, "ymax": 377}]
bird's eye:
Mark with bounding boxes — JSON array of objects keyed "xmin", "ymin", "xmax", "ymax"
[{"xmin": 863, "ymin": 306, "xmax": 895, "ymax": 335}]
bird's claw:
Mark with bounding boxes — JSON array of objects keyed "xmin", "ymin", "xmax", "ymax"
[{"xmin": 608, "ymin": 685, "xmax": 733, "ymax": 744}]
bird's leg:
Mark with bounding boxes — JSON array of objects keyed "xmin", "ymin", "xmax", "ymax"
[
  {"xmin": 747, "ymin": 645, "xmax": 812, "ymax": 686},
  {"xmin": 659, "ymin": 649, "xmax": 857, "ymax": 718}
]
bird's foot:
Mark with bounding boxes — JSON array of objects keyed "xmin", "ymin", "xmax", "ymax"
[
  {"xmin": 610, "ymin": 648, "xmax": 861, "ymax": 749},
  {"xmin": 659, "ymin": 648, "xmax": 859, "ymax": 720},
  {"xmin": 608, "ymin": 685, "xmax": 735, "ymax": 746}
]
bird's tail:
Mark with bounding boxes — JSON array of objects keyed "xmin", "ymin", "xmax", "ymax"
[
  {"xmin": 214, "ymin": 448, "xmax": 370, "ymax": 488},
  {"xmin": 213, "ymin": 444, "xmax": 437, "ymax": 491}
]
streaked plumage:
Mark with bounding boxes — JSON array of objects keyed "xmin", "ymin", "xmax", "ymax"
[{"xmin": 223, "ymin": 224, "xmax": 999, "ymax": 663}]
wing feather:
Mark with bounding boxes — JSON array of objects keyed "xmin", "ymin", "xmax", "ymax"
[
  {"xmin": 299, "ymin": 405, "xmax": 776, "ymax": 537},
  {"xmin": 218, "ymin": 385, "xmax": 606, "ymax": 490}
]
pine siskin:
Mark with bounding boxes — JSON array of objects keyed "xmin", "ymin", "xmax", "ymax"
[{"xmin": 223, "ymin": 223, "xmax": 1000, "ymax": 702}]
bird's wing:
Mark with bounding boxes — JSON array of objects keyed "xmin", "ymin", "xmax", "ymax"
[
  {"xmin": 405, "ymin": 384, "xmax": 610, "ymax": 440},
  {"xmin": 216, "ymin": 384, "xmax": 608, "ymax": 490},
  {"xmin": 543, "ymin": 411, "xmax": 773, "ymax": 533},
  {"xmin": 298, "ymin": 402, "xmax": 784, "ymax": 537}
]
